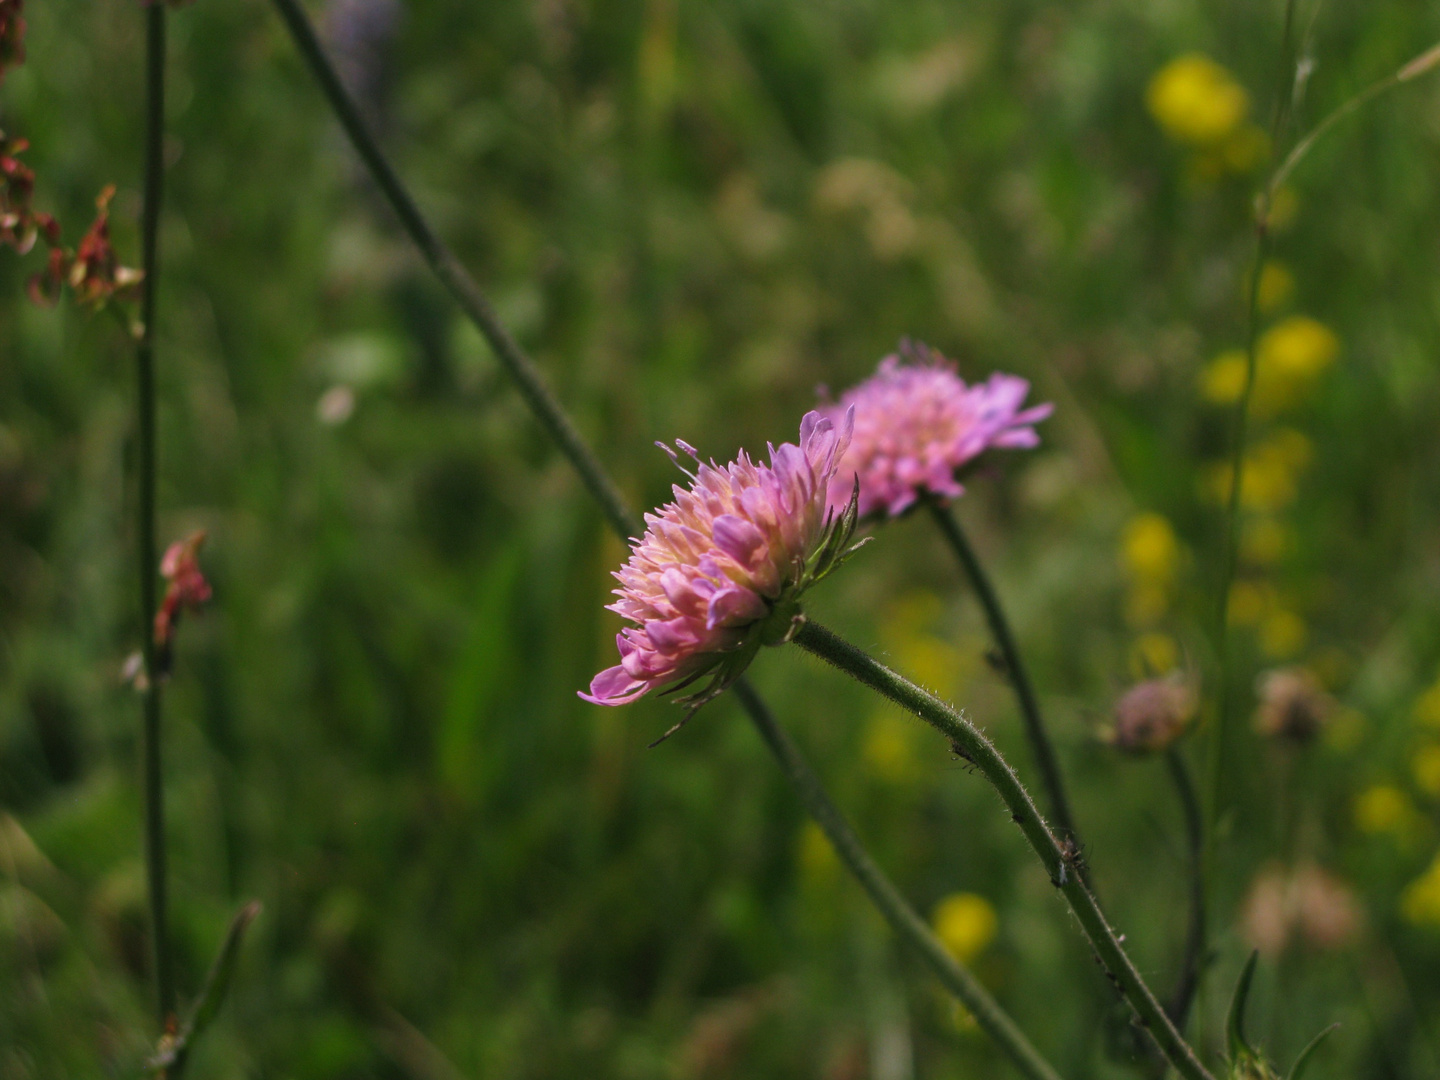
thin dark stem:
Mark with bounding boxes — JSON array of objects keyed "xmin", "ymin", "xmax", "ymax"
[
  {"xmin": 732, "ymin": 681, "xmax": 1064, "ymax": 1080},
  {"xmin": 793, "ymin": 619, "xmax": 1215, "ymax": 1080},
  {"xmin": 137, "ymin": 0, "xmax": 173, "ymax": 1028},
  {"xmin": 268, "ymin": 0, "xmax": 638, "ymax": 542},
  {"xmin": 1204, "ymin": 0, "xmax": 1297, "ymax": 1004},
  {"xmin": 1164, "ymin": 747, "xmax": 1205, "ymax": 1029},
  {"xmin": 925, "ymin": 498, "xmax": 1079, "ymax": 849},
  {"xmin": 266, "ymin": 8, "xmax": 1063, "ymax": 1078}
]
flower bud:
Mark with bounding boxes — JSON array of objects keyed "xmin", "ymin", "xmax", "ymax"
[
  {"xmin": 1107, "ymin": 674, "xmax": 1196, "ymax": 754},
  {"xmin": 1253, "ymin": 667, "xmax": 1334, "ymax": 744}
]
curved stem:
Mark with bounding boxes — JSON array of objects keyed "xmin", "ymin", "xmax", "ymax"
[
  {"xmin": 267, "ymin": 0, "xmax": 639, "ymax": 543},
  {"xmin": 1164, "ymin": 747, "xmax": 1205, "ymax": 1029},
  {"xmin": 265, "ymin": 7, "xmax": 1063, "ymax": 1078},
  {"xmin": 137, "ymin": 0, "xmax": 174, "ymax": 1029},
  {"xmin": 925, "ymin": 498, "xmax": 1080, "ymax": 849},
  {"xmin": 732, "ymin": 680, "xmax": 1064, "ymax": 1080},
  {"xmin": 793, "ymin": 619, "xmax": 1215, "ymax": 1080}
]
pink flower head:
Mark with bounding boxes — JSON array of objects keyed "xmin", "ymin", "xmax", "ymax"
[
  {"xmin": 820, "ymin": 342, "xmax": 1052, "ymax": 519},
  {"xmin": 154, "ymin": 530, "xmax": 212, "ymax": 660},
  {"xmin": 582, "ymin": 410, "xmax": 863, "ymax": 731}
]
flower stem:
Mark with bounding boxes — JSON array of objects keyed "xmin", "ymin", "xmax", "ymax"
[
  {"xmin": 267, "ymin": 8, "xmax": 1063, "ymax": 1079},
  {"xmin": 731, "ymin": 680, "xmax": 1064, "ymax": 1080},
  {"xmin": 1203, "ymin": 0, "xmax": 1297, "ymax": 1006},
  {"xmin": 793, "ymin": 619, "xmax": 1215, "ymax": 1080},
  {"xmin": 1164, "ymin": 746, "xmax": 1205, "ymax": 1029},
  {"xmin": 268, "ymin": 0, "xmax": 639, "ymax": 542},
  {"xmin": 925, "ymin": 497, "xmax": 1080, "ymax": 851},
  {"xmin": 137, "ymin": 0, "xmax": 174, "ymax": 1028}
]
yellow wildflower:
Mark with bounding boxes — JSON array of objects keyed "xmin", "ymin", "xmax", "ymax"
[
  {"xmin": 1414, "ymin": 746, "xmax": 1440, "ymax": 798},
  {"xmin": 1401, "ymin": 853, "xmax": 1440, "ymax": 927},
  {"xmin": 1254, "ymin": 316, "xmax": 1340, "ymax": 410},
  {"xmin": 1414, "ymin": 677, "xmax": 1440, "ymax": 729},
  {"xmin": 1354, "ymin": 785, "xmax": 1416, "ymax": 836},
  {"xmin": 797, "ymin": 821, "xmax": 839, "ymax": 883},
  {"xmin": 1259, "ymin": 609, "xmax": 1307, "ymax": 659},
  {"xmin": 932, "ymin": 893, "xmax": 998, "ymax": 964},
  {"xmin": 863, "ymin": 712, "xmax": 918, "ymax": 783},
  {"xmin": 1122, "ymin": 513, "xmax": 1179, "ymax": 583},
  {"xmin": 1147, "ymin": 54, "xmax": 1250, "ymax": 146},
  {"xmin": 1206, "ymin": 429, "xmax": 1312, "ymax": 511},
  {"xmin": 1130, "ymin": 632, "xmax": 1180, "ymax": 678},
  {"xmin": 1241, "ymin": 517, "xmax": 1291, "ymax": 566},
  {"xmin": 1199, "ymin": 349, "xmax": 1248, "ymax": 406},
  {"xmin": 1256, "ymin": 261, "xmax": 1295, "ymax": 313},
  {"xmin": 1227, "ymin": 581, "xmax": 1271, "ymax": 627}
]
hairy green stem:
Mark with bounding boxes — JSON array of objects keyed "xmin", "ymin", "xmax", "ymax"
[
  {"xmin": 267, "ymin": 5, "xmax": 1064, "ymax": 1077},
  {"xmin": 925, "ymin": 498, "xmax": 1080, "ymax": 851},
  {"xmin": 793, "ymin": 619, "xmax": 1215, "ymax": 1080},
  {"xmin": 1164, "ymin": 747, "xmax": 1205, "ymax": 1029},
  {"xmin": 137, "ymin": 0, "xmax": 174, "ymax": 1029},
  {"xmin": 732, "ymin": 681, "xmax": 1063, "ymax": 1080}
]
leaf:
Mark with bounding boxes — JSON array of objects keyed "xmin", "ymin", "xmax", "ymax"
[
  {"xmin": 148, "ymin": 901, "xmax": 261, "ymax": 1075},
  {"xmin": 1285, "ymin": 1023, "xmax": 1339, "ymax": 1080},
  {"xmin": 1226, "ymin": 950, "xmax": 1260, "ymax": 1063}
]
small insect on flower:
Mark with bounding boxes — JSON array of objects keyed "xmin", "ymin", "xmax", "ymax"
[
  {"xmin": 819, "ymin": 341, "xmax": 1051, "ymax": 520},
  {"xmin": 581, "ymin": 410, "xmax": 865, "ymax": 743}
]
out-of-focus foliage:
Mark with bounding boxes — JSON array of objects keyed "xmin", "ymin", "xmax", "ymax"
[{"xmin": 3, "ymin": 0, "xmax": 1440, "ymax": 1077}]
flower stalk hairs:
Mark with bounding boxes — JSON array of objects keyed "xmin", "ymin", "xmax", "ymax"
[
  {"xmin": 582, "ymin": 410, "xmax": 865, "ymax": 742},
  {"xmin": 821, "ymin": 341, "xmax": 1052, "ymax": 520}
]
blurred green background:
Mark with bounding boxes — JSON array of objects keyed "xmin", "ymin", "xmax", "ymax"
[{"xmin": 4, "ymin": 0, "xmax": 1440, "ymax": 1076}]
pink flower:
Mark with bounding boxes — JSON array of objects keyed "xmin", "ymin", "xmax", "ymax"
[
  {"xmin": 583, "ymin": 410, "xmax": 862, "ymax": 724},
  {"xmin": 154, "ymin": 530, "xmax": 212, "ymax": 659},
  {"xmin": 820, "ymin": 343, "xmax": 1052, "ymax": 519}
]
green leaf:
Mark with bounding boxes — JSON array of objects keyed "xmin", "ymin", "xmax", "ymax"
[
  {"xmin": 1286, "ymin": 1023, "xmax": 1339, "ymax": 1080},
  {"xmin": 1227, "ymin": 950, "xmax": 1260, "ymax": 1063},
  {"xmin": 148, "ymin": 901, "xmax": 261, "ymax": 1075}
]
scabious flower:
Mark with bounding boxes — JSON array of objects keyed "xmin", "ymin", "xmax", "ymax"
[
  {"xmin": 582, "ymin": 411, "xmax": 862, "ymax": 731},
  {"xmin": 819, "ymin": 342, "xmax": 1051, "ymax": 519},
  {"xmin": 1253, "ymin": 666, "xmax": 1334, "ymax": 744},
  {"xmin": 1107, "ymin": 673, "xmax": 1197, "ymax": 755}
]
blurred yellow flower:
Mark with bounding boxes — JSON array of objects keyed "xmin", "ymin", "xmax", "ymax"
[
  {"xmin": 1354, "ymin": 785, "xmax": 1417, "ymax": 836},
  {"xmin": 1259, "ymin": 609, "xmax": 1307, "ymax": 659},
  {"xmin": 1199, "ymin": 349, "xmax": 1248, "ymax": 405},
  {"xmin": 1241, "ymin": 517, "xmax": 1291, "ymax": 566},
  {"xmin": 1130, "ymin": 632, "xmax": 1180, "ymax": 677},
  {"xmin": 1256, "ymin": 261, "xmax": 1295, "ymax": 313},
  {"xmin": 1227, "ymin": 581, "xmax": 1270, "ymax": 627},
  {"xmin": 1201, "ymin": 318, "xmax": 1338, "ymax": 417},
  {"xmin": 1258, "ymin": 315, "xmax": 1339, "ymax": 383},
  {"xmin": 1205, "ymin": 429, "xmax": 1312, "ymax": 511},
  {"xmin": 1122, "ymin": 513, "xmax": 1179, "ymax": 582},
  {"xmin": 879, "ymin": 591, "xmax": 968, "ymax": 699},
  {"xmin": 932, "ymin": 892, "xmax": 998, "ymax": 964},
  {"xmin": 1414, "ymin": 746, "xmax": 1440, "ymax": 798},
  {"xmin": 1147, "ymin": 54, "xmax": 1250, "ymax": 146},
  {"xmin": 797, "ymin": 820, "xmax": 839, "ymax": 883},
  {"xmin": 863, "ymin": 712, "xmax": 918, "ymax": 783},
  {"xmin": 1401, "ymin": 853, "xmax": 1440, "ymax": 928},
  {"xmin": 1414, "ymin": 677, "xmax": 1440, "ymax": 729}
]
